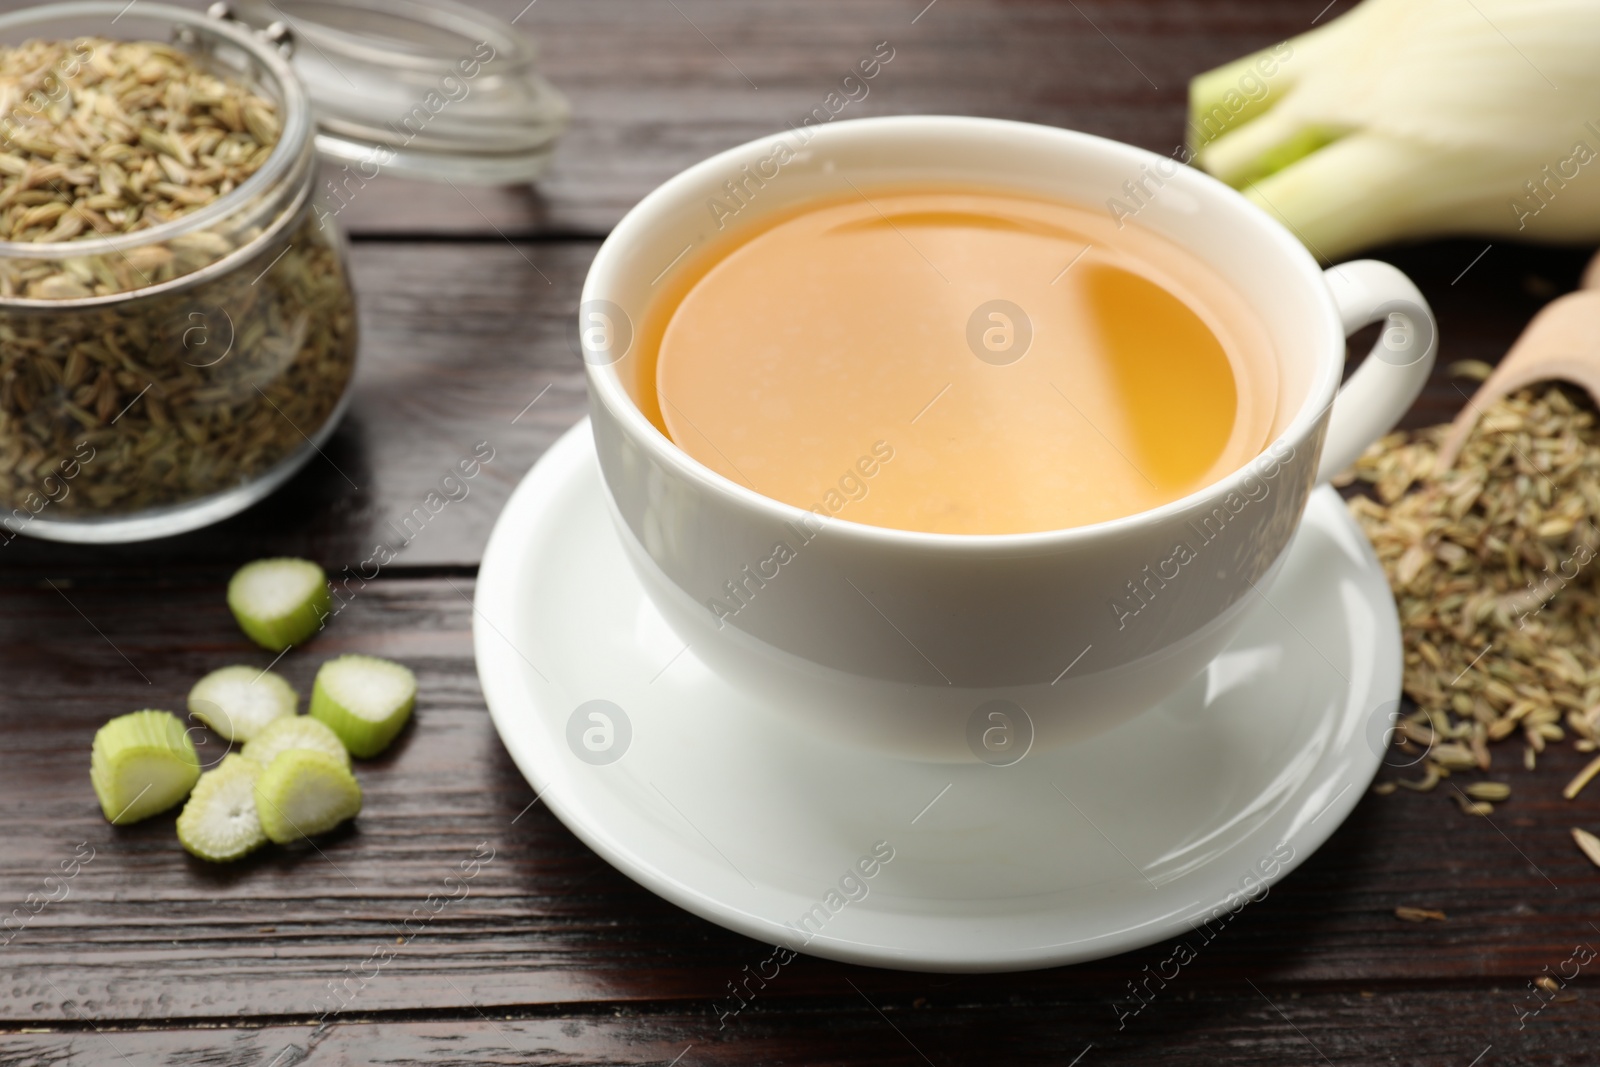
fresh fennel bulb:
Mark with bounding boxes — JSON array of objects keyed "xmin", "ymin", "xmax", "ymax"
[{"xmin": 1189, "ymin": 0, "xmax": 1600, "ymax": 260}]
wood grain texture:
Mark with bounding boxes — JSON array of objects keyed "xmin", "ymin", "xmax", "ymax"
[
  {"xmin": 326, "ymin": 0, "xmax": 1373, "ymax": 238},
  {"xmin": 1, "ymin": 985, "xmax": 1596, "ymax": 1067}
]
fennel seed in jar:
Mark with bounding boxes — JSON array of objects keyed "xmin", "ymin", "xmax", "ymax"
[
  {"xmin": 0, "ymin": 38, "xmax": 279, "ymax": 258},
  {"xmin": 0, "ymin": 36, "xmax": 357, "ymax": 525}
]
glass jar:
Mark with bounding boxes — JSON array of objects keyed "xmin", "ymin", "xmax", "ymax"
[
  {"xmin": 0, "ymin": 0, "xmax": 567, "ymax": 543},
  {"xmin": 0, "ymin": 3, "xmax": 354, "ymax": 542}
]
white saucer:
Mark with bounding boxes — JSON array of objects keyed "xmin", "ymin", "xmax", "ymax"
[{"xmin": 475, "ymin": 421, "xmax": 1401, "ymax": 973}]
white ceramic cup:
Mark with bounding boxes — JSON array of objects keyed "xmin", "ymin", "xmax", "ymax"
[{"xmin": 581, "ymin": 115, "xmax": 1434, "ymax": 761}]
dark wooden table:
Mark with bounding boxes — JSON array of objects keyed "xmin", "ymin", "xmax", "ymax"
[{"xmin": 4, "ymin": 1, "xmax": 1598, "ymax": 1064}]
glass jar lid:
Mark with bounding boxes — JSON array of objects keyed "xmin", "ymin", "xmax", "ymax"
[{"xmin": 213, "ymin": 0, "xmax": 569, "ymax": 183}]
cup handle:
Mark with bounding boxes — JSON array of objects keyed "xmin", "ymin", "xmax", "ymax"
[{"xmin": 1313, "ymin": 260, "xmax": 1438, "ymax": 485}]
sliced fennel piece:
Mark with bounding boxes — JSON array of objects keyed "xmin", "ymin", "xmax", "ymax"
[
  {"xmin": 241, "ymin": 714, "xmax": 351, "ymax": 768},
  {"xmin": 176, "ymin": 754, "xmax": 268, "ymax": 862},
  {"xmin": 187, "ymin": 665, "xmax": 298, "ymax": 742},
  {"xmin": 254, "ymin": 749, "xmax": 362, "ymax": 843},
  {"xmin": 90, "ymin": 710, "xmax": 201, "ymax": 824},
  {"xmin": 228, "ymin": 558, "xmax": 331, "ymax": 651},
  {"xmin": 310, "ymin": 655, "xmax": 417, "ymax": 758}
]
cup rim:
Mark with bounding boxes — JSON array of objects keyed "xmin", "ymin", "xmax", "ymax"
[{"xmin": 583, "ymin": 114, "xmax": 1343, "ymax": 553}]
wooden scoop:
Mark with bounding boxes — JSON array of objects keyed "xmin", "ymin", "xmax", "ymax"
[{"xmin": 1435, "ymin": 250, "xmax": 1600, "ymax": 472}]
